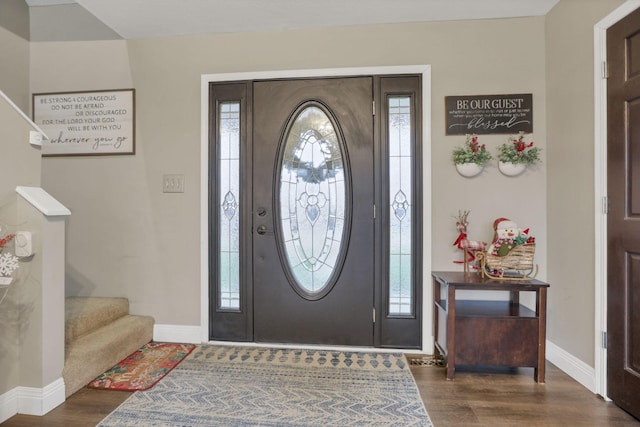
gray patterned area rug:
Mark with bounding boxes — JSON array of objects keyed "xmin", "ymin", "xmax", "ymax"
[{"xmin": 98, "ymin": 345, "xmax": 432, "ymax": 426}]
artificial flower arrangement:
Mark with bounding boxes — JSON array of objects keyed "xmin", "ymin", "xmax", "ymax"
[
  {"xmin": 496, "ymin": 133, "xmax": 540, "ymax": 176},
  {"xmin": 452, "ymin": 134, "xmax": 493, "ymax": 166},
  {"xmin": 497, "ymin": 133, "xmax": 541, "ymax": 165},
  {"xmin": 452, "ymin": 134, "xmax": 493, "ymax": 177}
]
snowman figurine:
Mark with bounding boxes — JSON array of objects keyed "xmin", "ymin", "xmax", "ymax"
[{"xmin": 488, "ymin": 218, "xmax": 528, "ymax": 257}]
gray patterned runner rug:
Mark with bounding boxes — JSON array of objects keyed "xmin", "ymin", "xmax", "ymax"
[{"xmin": 98, "ymin": 345, "xmax": 432, "ymax": 426}]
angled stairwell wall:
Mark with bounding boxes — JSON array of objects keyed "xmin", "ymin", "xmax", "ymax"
[
  {"xmin": 0, "ymin": 187, "xmax": 70, "ymax": 422},
  {"xmin": 15, "ymin": 188, "xmax": 70, "ymax": 415},
  {"xmin": 0, "ymin": 86, "xmax": 66, "ymax": 422}
]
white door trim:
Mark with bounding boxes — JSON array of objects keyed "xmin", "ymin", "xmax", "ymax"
[
  {"xmin": 594, "ymin": 0, "xmax": 640, "ymax": 399},
  {"xmin": 200, "ymin": 65, "xmax": 432, "ymax": 351}
]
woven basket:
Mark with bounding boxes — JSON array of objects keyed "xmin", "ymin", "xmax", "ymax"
[{"xmin": 478, "ymin": 243, "xmax": 537, "ymax": 280}]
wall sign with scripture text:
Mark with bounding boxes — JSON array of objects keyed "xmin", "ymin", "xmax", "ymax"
[
  {"xmin": 445, "ymin": 94, "xmax": 532, "ymax": 135},
  {"xmin": 33, "ymin": 89, "xmax": 135, "ymax": 156}
]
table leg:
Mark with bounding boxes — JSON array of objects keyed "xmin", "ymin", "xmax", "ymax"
[
  {"xmin": 509, "ymin": 290, "xmax": 520, "ymax": 306},
  {"xmin": 535, "ymin": 287, "xmax": 547, "ymax": 383},
  {"xmin": 446, "ymin": 283, "xmax": 456, "ymax": 380},
  {"xmin": 433, "ymin": 277, "xmax": 440, "ymax": 357}
]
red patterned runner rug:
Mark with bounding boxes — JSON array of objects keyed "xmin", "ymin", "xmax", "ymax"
[{"xmin": 88, "ymin": 342, "xmax": 196, "ymax": 391}]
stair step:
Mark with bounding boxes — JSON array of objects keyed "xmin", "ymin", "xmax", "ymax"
[
  {"xmin": 63, "ymin": 314, "xmax": 154, "ymax": 397},
  {"xmin": 65, "ymin": 297, "xmax": 129, "ymax": 345}
]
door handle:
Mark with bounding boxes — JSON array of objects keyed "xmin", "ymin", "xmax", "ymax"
[{"xmin": 256, "ymin": 225, "xmax": 272, "ymax": 235}]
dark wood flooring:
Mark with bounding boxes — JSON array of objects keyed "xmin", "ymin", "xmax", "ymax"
[
  {"xmin": 411, "ymin": 360, "xmax": 640, "ymax": 426},
  {"xmin": 2, "ymin": 361, "xmax": 639, "ymax": 426},
  {"xmin": 1, "ymin": 388, "xmax": 130, "ymax": 426}
]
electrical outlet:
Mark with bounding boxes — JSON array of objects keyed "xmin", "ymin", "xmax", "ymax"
[{"xmin": 163, "ymin": 174, "xmax": 185, "ymax": 193}]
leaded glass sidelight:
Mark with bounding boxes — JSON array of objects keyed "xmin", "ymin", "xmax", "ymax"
[
  {"xmin": 388, "ymin": 96, "xmax": 413, "ymax": 315},
  {"xmin": 279, "ymin": 105, "xmax": 347, "ymax": 298},
  {"xmin": 218, "ymin": 102, "xmax": 240, "ymax": 310}
]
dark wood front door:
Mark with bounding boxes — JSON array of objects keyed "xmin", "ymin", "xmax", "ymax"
[
  {"xmin": 607, "ymin": 6, "xmax": 640, "ymax": 420},
  {"xmin": 252, "ymin": 77, "xmax": 374, "ymax": 345},
  {"xmin": 209, "ymin": 74, "xmax": 422, "ymax": 348}
]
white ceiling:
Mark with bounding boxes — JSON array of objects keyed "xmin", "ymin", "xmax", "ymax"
[{"xmin": 25, "ymin": 0, "xmax": 561, "ymax": 40}]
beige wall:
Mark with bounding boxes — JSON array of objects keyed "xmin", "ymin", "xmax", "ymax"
[
  {"xmin": 28, "ymin": 0, "xmax": 632, "ymax": 374},
  {"xmin": 0, "ymin": 0, "xmax": 628, "ymax": 401},
  {"xmin": 0, "ymin": 0, "xmax": 28, "ymax": 42},
  {"xmin": 0, "ymin": 18, "xmax": 41, "ymax": 396},
  {"xmin": 0, "ymin": 93, "xmax": 43, "ymax": 396},
  {"xmin": 0, "ymin": 93, "xmax": 41, "ymax": 199},
  {"xmin": 0, "ymin": 0, "xmax": 627, "ymax": 399},
  {"xmin": 36, "ymin": 17, "xmax": 548, "ymax": 328},
  {"xmin": 546, "ymin": 0, "xmax": 624, "ymax": 366},
  {"xmin": 0, "ymin": 23, "xmax": 29, "ymax": 113},
  {"xmin": 15, "ymin": 196, "xmax": 66, "ymax": 392}
]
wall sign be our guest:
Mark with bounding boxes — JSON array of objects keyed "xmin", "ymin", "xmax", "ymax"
[
  {"xmin": 445, "ymin": 93, "xmax": 532, "ymax": 135},
  {"xmin": 33, "ymin": 89, "xmax": 135, "ymax": 156}
]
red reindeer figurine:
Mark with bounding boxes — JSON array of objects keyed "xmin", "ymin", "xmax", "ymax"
[{"xmin": 453, "ymin": 210, "xmax": 487, "ymax": 273}]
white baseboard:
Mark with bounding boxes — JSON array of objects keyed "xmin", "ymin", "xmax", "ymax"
[
  {"xmin": 0, "ymin": 388, "xmax": 18, "ymax": 424},
  {"xmin": 546, "ymin": 340, "xmax": 596, "ymax": 392},
  {"xmin": 0, "ymin": 378, "xmax": 65, "ymax": 423},
  {"xmin": 153, "ymin": 324, "xmax": 203, "ymax": 344},
  {"xmin": 17, "ymin": 378, "xmax": 66, "ymax": 416}
]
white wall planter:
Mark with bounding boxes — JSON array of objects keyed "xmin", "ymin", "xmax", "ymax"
[
  {"xmin": 498, "ymin": 161, "xmax": 526, "ymax": 177},
  {"xmin": 455, "ymin": 162, "xmax": 483, "ymax": 178}
]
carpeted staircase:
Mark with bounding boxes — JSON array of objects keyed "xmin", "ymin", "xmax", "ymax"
[{"xmin": 63, "ymin": 297, "xmax": 154, "ymax": 397}]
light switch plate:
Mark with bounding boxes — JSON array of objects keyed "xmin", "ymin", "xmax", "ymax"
[
  {"xmin": 163, "ymin": 174, "xmax": 184, "ymax": 193},
  {"xmin": 29, "ymin": 131, "xmax": 43, "ymax": 146}
]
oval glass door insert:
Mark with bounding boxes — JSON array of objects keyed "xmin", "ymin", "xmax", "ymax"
[{"xmin": 278, "ymin": 104, "xmax": 348, "ymax": 299}]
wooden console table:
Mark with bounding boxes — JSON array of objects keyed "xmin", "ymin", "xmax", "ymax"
[{"xmin": 432, "ymin": 271, "xmax": 550, "ymax": 383}]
